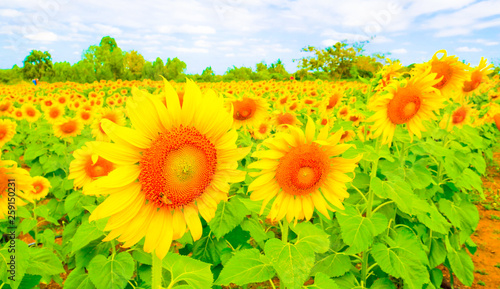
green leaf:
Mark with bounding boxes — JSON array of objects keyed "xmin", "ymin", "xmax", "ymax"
[
  {"xmin": 33, "ymin": 205, "xmax": 59, "ymax": 225},
  {"xmin": 87, "ymin": 252, "xmax": 135, "ymax": 289},
  {"xmin": 336, "ymin": 205, "xmax": 388, "ymax": 254},
  {"xmin": 447, "ymin": 247, "xmax": 474, "ymax": 286},
  {"xmin": 24, "ymin": 144, "xmax": 46, "ymax": 161},
  {"xmin": 192, "ymin": 231, "xmax": 227, "ymax": 265},
  {"xmin": 241, "ymin": 216, "xmax": 269, "ymax": 245},
  {"xmin": 26, "ymin": 247, "xmax": 65, "ymax": 276},
  {"xmin": 17, "ymin": 274, "xmax": 42, "ymax": 289},
  {"xmin": 306, "ymin": 272, "xmax": 339, "ymax": 289},
  {"xmin": 64, "ymin": 267, "xmax": 95, "ymax": 289},
  {"xmin": 371, "ymin": 177, "xmax": 415, "ymax": 215},
  {"xmin": 470, "ymin": 152, "xmax": 486, "ymax": 174},
  {"xmin": 293, "ymin": 222, "xmax": 330, "ymax": 254},
  {"xmin": 456, "ymin": 168, "xmax": 483, "ymax": 194},
  {"xmin": 264, "ymin": 238, "xmax": 315, "ymax": 289},
  {"xmin": 75, "ymin": 239, "xmax": 111, "ymax": 268},
  {"xmin": 332, "ymin": 272, "xmax": 362, "ymax": 289},
  {"xmin": 162, "ymin": 252, "xmax": 213, "ymax": 289},
  {"xmin": 412, "ymin": 199, "xmax": 451, "ymax": 234},
  {"xmin": 208, "ymin": 197, "xmax": 250, "ymax": 239},
  {"xmin": 16, "ymin": 206, "xmax": 32, "ymax": 219},
  {"xmin": 438, "ymin": 197, "xmax": 479, "ymax": 234},
  {"xmin": 429, "ymin": 238, "xmax": 446, "ymax": 268},
  {"xmin": 237, "ymin": 195, "xmax": 272, "ymax": 216},
  {"xmin": 311, "ymin": 252, "xmax": 351, "ymax": 278},
  {"xmin": 370, "ymin": 278, "xmax": 396, "ymax": 289},
  {"xmin": 215, "ymin": 249, "xmax": 275, "ymax": 286},
  {"xmin": 72, "ymin": 217, "xmax": 107, "ymax": 253},
  {"xmin": 371, "ymin": 228, "xmax": 429, "ymax": 289},
  {"xmin": 0, "ymin": 240, "xmax": 30, "ymax": 289},
  {"xmin": 407, "ymin": 164, "xmax": 433, "ymax": 190}
]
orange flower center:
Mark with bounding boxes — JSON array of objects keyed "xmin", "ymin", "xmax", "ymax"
[
  {"xmin": 494, "ymin": 114, "xmax": 500, "ymax": 131},
  {"xmin": 50, "ymin": 108, "xmax": 61, "ymax": 118},
  {"xmin": 452, "ymin": 107, "xmax": 467, "ymax": 124},
  {"xmin": 26, "ymin": 108, "xmax": 36, "ymax": 117},
  {"xmin": 327, "ymin": 94, "xmax": 340, "ymax": 109},
  {"xmin": 33, "ymin": 184, "xmax": 42, "ymax": 194},
  {"xmin": 462, "ymin": 71, "xmax": 482, "ymax": 92},
  {"xmin": 277, "ymin": 113, "xmax": 294, "ymax": 125},
  {"xmin": 81, "ymin": 111, "xmax": 91, "ymax": 120},
  {"xmin": 85, "ymin": 157, "xmax": 114, "ymax": 179},
  {"xmin": 339, "ymin": 107, "xmax": 348, "ymax": 117},
  {"xmin": 233, "ymin": 98, "xmax": 257, "ymax": 121},
  {"xmin": 258, "ymin": 124, "xmax": 268, "ymax": 134},
  {"xmin": 431, "ymin": 61, "xmax": 453, "ymax": 89},
  {"xmin": 0, "ymin": 128, "xmax": 6, "ymax": 139},
  {"xmin": 0, "ymin": 104, "xmax": 10, "ymax": 111},
  {"xmin": 387, "ymin": 87, "xmax": 422, "ymax": 125},
  {"xmin": 60, "ymin": 121, "xmax": 77, "ymax": 134},
  {"xmin": 15, "ymin": 111, "xmax": 22, "ymax": 117},
  {"xmin": 275, "ymin": 143, "xmax": 330, "ymax": 196},
  {"xmin": 139, "ymin": 126, "xmax": 217, "ymax": 209}
]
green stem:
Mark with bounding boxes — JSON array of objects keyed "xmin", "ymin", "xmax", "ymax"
[
  {"xmin": 281, "ymin": 219, "xmax": 289, "ymax": 243},
  {"xmin": 33, "ymin": 201, "xmax": 38, "ymax": 245},
  {"xmin": 268, "ymin": 279, "xmax": 276, "ymax": 289},
  {"xmin": 152, "ymin": 252, "xmax": 163, "ymax": 289},
  {"xmin": 361, "ymin": 140, "xmax": 381, "ymax": 286},
  {"xmin": 399, "ymin": 142, "xmax": 406, "ymax": 167}
]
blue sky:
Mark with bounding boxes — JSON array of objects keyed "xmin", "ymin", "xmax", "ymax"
[{"xmin": 0, "ymin": 0, "xmax": 499, "ymax": 74}]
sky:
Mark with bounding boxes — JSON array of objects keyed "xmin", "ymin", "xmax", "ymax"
[{"xmin": 0, "ymin": 0, "xmax": 499, "ymax": 74}]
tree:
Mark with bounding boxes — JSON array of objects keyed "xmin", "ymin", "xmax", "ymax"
[
  {"xmin": 165, "ymin": 57, "xmax": 187, "ymax": 81},
  {"xmin": 200, "ymin": 66, "xmax": 215, "ymax": 82},
  {"xmin": 83, "ymin": 36, "xmax": 125, "ymax": 80},
  {"xmin": 124, "ymin": 50, "xmax": 145, "ymax": 80},
  {"xmin": 22, "ymin": 50, "xmax": 53, "ymax": 80},
  {"xmin": 152, "ymin": 57, "xmax": 165, "ymax": 80},
  {"xmin": 297, "ymin": 42, "xmax": 368, "ymax": 79}
]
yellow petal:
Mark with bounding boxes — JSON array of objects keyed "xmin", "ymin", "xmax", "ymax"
[
  {"xmin": 155, "ymin": 209, "xmax": 173, "ymax": 260},
  {"xmin": 101, "ymin": 119, "xmax": 151, "ymax": 149},
  {"xmin": 302, "ymin": 195, "xmax": 314, "ymax": 221},
  {"xmin": 162, "ymin": 77, "xmax": 182, "ymax": 126},
  {"xmin": 248, "ymin": 173, "xmax": 276, "ymax": 192},
  {"xmin": 183, "ymin": 205, "xmax": 202, "ymax": 241},
  {"xmin": 85, "ymin": 165, "xmax": 140, "ymax": 190},
  {"xmin": 172, "ymin": 208, "xmax": 187, "ymax": 240},
  {"xmin": 143, "ymin": 208, "xmax": 165, "ymax": 253},
  {"xmin": 89, "ymin": 183, "xmax": 142, "ymax": 221},
  {"xmin": 311, "ymin": 191, "xmax": 331, "ymax": 219},
  {"xmin": 92, "ymin": 142, "xmax": 141, "ymax": 166},
  {"xmin": 305, "ymin": 116, "xmax": 316, "ymax": 143}
]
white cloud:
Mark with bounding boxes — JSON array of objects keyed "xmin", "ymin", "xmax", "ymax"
[
  {"xmin": 321, "ymin": 29, "xmax": 370, "ymax": 45},
  {"xmin": 0, "ymin": 9, "xmax": 22, "ymax": 17},
  {"xmin": 93, "ymin": 24, "xmax": 122, "ymax": 36},
  {"xmin": 194, "ymin": 39, "xmax": 212, "ymax": 48},
  {"xmin": 24, "ymin": 31, "xmax": 58, "ymax": 42},
  {"xmin": 167, "ymin": 46, "xmax": 209, "ymax": 53},
  {"xmin": 456, "ymin": 46, "xmax": 482, "ymax": 52},
  {"xmin": 158, "ymin": 25, "xmax": 216, "ymax": 34},
  {"xmin": 391, "ymin": 48, "xmax": 408, "ymax": 54},
  {"xmin": 460, "ymin": 38, "xmax": 499, "ymax": 46}
]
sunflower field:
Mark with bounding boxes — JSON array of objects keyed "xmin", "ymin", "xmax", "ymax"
[{"xmin": 1, "ymin": 50, "xmax": 500, "ymax": 289}]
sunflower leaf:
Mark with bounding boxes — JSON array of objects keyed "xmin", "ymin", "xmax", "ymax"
[
  {"xmin": 336, "ymin": 205, "xmax": 388, "ymax": 254},
  {"xmin": 208, "ymin": 197, "xmax": 250, "ymax": 239},
  {"xmin": 26, "ymin": 247, "xmax": 65, "ymax": 276},
  {"xmin": 371, "ymin": 228, "xmax": 429, "ymax": 289},
  {"xmin": 305, "ymin": 272, "xmax": 340, "ymax": 289},
  {"xmin": 64, "ymin": 267, "xmax": 95, "ymax": 289},
  {"xmin": 215, "ymin": 248, "xmax": 275, "ymax": 286},
  {"xmin": 162, "ymin": 252, "xmax": 213, "ymax": 289},
  {"xmin": 264, "ymin": 238, "xmax": 315, "ymax": 289},
  {"xmin": 447, "ymin": 246, "xmax": 474, "ymax": 286},
  {"xmin": 311, "ymin": 252, "xmax": 351, "ymax": 278},
  {"xmin": 71, "ymin": 216, "xmax": 107, "ymax": 253},
  {"xmin": 292, "ymin": 222, "xmax": 330, "ymax": 254},
  {"xmin": 87, "ymin": 252, "xmax": 135, "ymax": 289}
]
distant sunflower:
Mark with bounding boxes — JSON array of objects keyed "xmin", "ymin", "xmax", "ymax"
[
  {"xmin": 423, "ymin": 50, "xmax": 469, "ymax": 99},
  {"xmin": 44, "ymin": 105, "xmax": 65, "ymax": 124},
  {"xmin": 367, "ymin": 67, "xmax": 444, "ymax": 145},
  {"xmin": 21, "ymin": 103, "xmax": 41, "ymax": 123},
  {"xmin": 69, "ymin": 143, "xmax": 115, "ymax": 189},
  {"xmin": 26, "ymin": 176, "xmax": 51, "ymax": 201},
  {"xmin": 91, "ymin": 108, "xmax": 126, "ymax": 141},
  {"xmin": 462, "ymin": 57, "xmax": 494, "ymax": 98},
  {"xmin": 11, "ymin": 108, "xmax": 23, "ymax": 121},
  {"xmin": 272, "ymin": 110, "xmax": 303, "ymax": 131},
  {"xmin": 0, "ymin": 119, "xmax": 16, "ymax": 148},
  {"xmin": 248, "ymin": 117, "xmax": 361, "ymax": 223},
  {"xmin": 227, "ymin": 94, "xmax": 269, "ymax": 129},
  {"xmin": 439, "ymin": 103, "xmax": 477, "ymax": 131},
  {"xmin": 251, "ymin": 121, "xmax": 274, "ymax": 140},
  {"xmin": 84, "ymin": 79, "xmax": 249, "ymax": 259},
  {"xmin": 0, "ymin": 100, "xmax": 12, "ymax": 117},
  {"xmin": 53, "ymin": 117, "xmax": 84, "ymax": 139}
]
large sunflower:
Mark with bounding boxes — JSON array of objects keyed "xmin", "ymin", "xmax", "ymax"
[
  {"xmin": 367, "ymin": 66, "xmax": 444, "ymax": 145},
  {"xmin": 248, "ymin": 117, "xmax": 361, "ymax": 223},
  {"xmin": 84, "ymin": 79, "xmax": 249, "ymax": 259},
  {"xmin": 0, "ymin": 160, "xmax": 33, "ymax": 219},
  {"xmin": 415, "ymin": 50, "xmax": 469, "ymax": 99}
]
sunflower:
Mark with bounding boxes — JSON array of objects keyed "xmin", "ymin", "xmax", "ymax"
[
  {"xmin": 77, "ymin": 109, "xmax": 93, "ymax": 125},
  {"xmin": 84, "ymin": 79, "xmax": 249, "ymax": 259},
  {"xmin": 53, "ymin": 117, "xmax": 84, "ymax": 139},
  {"xmin": 0, "ymin": 160, "xmax": 33, "ymax": 219},
  {"xmin": 462, "ymin": 57, "xmax": 494, "ymax": 98},
  {"xmin": 0, "ymin": 100, "xmax": 12, "ymax": 117},
  {"xmin": 26, "ymin": 176, "xmax": 51, "ymax": 201},
  {"xmin": 272, "ymin": 110, "xmax": 303, "ymax": 131},
  {"xmin": 0, "ymin": 119, "xmax": 16, "ymax": 148},
  {"xmin": 251, "ymin": 121, "xmax": 274, "ymax": 140},
  {"xmin": 91, "ymin": 108, "xmax": 126, "ymax": 141},
  {"xmin": 11, "ymin": 108, "xmax": 23, "ymax": 121},
  {"xmin": 68, "ymin": 143, "xmax": 115, "ymax": 189},
  {"xmin": 439, "ymin": 103, "xmax": 477, "ymax": 131},
  {"xmin": 44, "ymin": 105, "xmax": 65, "ymax": 124},
  {"xmin": 367, "ymin": 66, "xmax": 444, "ymax": 145},
  {"xmin": 415, "ymin": 50, "xmax": 469, "ymax": 99},
  {"xmin": 21, "ymin": 103, "xmax": 41, "ymax": 123},
  {"xmin": 226, "ymin": 94, "xmax": 269, "ymax": 129},
  {"xmin": 248, "ymin": 117, "xmax": 361, "ymax": 223}
]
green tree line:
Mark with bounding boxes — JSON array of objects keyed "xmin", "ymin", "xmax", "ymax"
[{"xmin": 0, "ymin": 36, "xmax": 400, "ymax": 84}]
